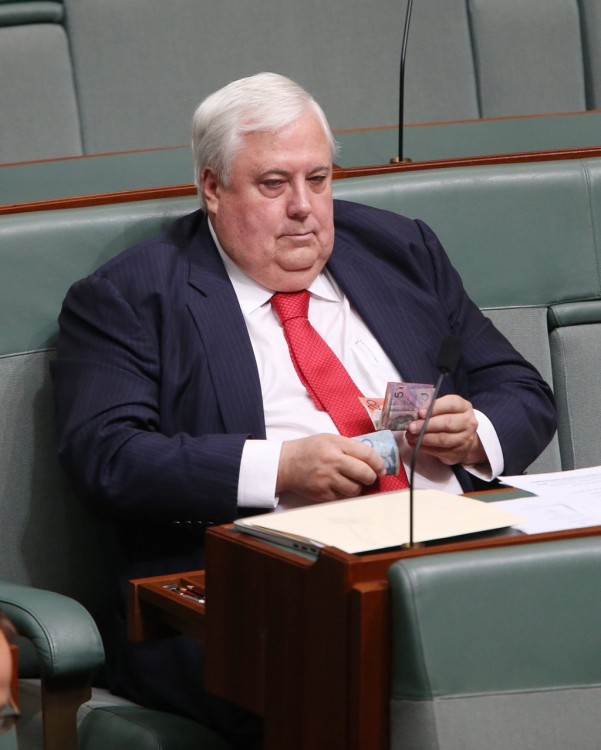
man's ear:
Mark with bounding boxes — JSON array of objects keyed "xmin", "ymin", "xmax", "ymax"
[{"xmin": 201, "ymin": 167, "xmax": 220, "ymax": 213}]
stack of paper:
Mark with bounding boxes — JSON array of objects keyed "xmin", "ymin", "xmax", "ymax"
[
  {"xmin": 235, "ymin": 489, "xmax": 523, "ymax": 554},
  {"xmin": 497, "ymin": 466, "xmax": 601, "ymax": 534}
]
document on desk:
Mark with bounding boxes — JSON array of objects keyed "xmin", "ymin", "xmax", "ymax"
[
  {"xmin": 234, "ymin": 489, "xmax": 522, "ymax": 554},
  {"xmin": 497, "ymin": 465, "xmax": 601, "ymax": 534}
]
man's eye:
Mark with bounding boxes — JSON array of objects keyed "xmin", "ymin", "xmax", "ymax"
[
  {"xmin": 309, "ymin": 175, "xmax": 327, "ymax": 185},
  {"xmin": 263, "ymin": 180, "xmax": 283, "ymax": 189}
]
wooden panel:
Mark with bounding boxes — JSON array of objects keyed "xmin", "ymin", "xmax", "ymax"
[{"xmin": 128, "ymin": 571, "xmax": 205, "ymax": 643}]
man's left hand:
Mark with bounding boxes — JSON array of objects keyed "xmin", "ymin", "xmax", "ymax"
[{"xmin": 405, "ymin": 394, "xmax": 487, "ymax": 466}]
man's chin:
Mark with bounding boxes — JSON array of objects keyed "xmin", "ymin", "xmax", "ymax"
[{"xmin": 265, "ymin": 264, "xmax": 325, "ymax": 293}]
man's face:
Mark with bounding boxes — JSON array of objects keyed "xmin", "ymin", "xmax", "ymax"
[{"xmin": 202, "ymin": 109, "xmax": 335, "ymax": 292}]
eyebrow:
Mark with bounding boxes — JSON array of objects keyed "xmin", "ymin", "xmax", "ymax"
[{"xmin": 257, "ymin": 164, "xmax": 331, "ymax": 179}]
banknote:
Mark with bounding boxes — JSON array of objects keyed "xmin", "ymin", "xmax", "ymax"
[
  {"xmin": 358, "ymin": 396, "xmax": 384, "ymax": 429},
  {"xmin": 379, "ymin": 382, "xmax": 435, "ymax": 431},
  {"xmin": 354, "ymin": 429, "xmax": 400, "ymax": 475}
]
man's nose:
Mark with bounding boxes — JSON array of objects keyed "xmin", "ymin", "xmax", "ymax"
[{"xmin": 287, "ymin": 182, "xmax": 311, "ymax": 218}]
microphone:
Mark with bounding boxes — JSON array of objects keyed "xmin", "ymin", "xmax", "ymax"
[
  {"xmin": 406, "ymin": 334, "xmax": 462, "ymax": 547},
  {"xmin": 390, "ymin": 0, "xmax": 415, "ymax": 164}
]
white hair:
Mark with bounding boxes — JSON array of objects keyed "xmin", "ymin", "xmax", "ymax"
[{"xmin": 191, "ymin": 72, "xmax": 338, "ymax": 208}]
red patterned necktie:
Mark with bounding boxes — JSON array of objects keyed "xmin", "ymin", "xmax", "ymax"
[{"xmin": 271, "ymin": 290, "xmax": 409, "ymax": 491}]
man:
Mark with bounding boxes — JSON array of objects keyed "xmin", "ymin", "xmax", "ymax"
[{"xmin": 51, "ymin": 73, "xmax": 556, "ymax": 744}]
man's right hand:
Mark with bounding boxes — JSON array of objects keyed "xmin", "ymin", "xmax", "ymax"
[{"xmin": 275, "ymin": 433, "xmax": 385, "ymax": 507}]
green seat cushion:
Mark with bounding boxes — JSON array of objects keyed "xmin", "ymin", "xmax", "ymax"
[{"xmin": 78, "ymin": 705, "xmax": 231, "ymax": 750}]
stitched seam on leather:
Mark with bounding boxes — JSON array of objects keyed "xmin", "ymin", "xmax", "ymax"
[{"xmin": 581, "ymin": 160, "xmax": 601, "ymax": 295}]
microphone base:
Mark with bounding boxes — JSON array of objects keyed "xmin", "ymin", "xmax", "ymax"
[
  {"xmin": 401, "ymin": 541, "xmax": 425, "ymax": 550},
  {"xmin": 390, "ymin": 156, "xmax": 413, "ymax": 164}
]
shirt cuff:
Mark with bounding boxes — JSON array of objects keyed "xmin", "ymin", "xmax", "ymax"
[
  {"xmin": 238, "ymin": 439, "xmax": 282, "ymax": 508},
  {"xmin": 464, "ymin": 409, "xmax": 504, "ymax": 481}
]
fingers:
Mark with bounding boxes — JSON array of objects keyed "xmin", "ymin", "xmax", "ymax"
[
  {"xmin": 277, "ymin": 433, "xmax": 386, "ymax": 503},
  {"xmin": 405, "ymin": 395, "xmax": 485, "ymax": 466}
]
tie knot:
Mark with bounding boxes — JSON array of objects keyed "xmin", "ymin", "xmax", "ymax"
[{"xmin": 271, "ymin": 290, "xmax": 310, "ymax": 323}]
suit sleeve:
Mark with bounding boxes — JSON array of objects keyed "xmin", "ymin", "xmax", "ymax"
[{"xmin": 51, "ymin": 273, "xmax": 242, "ymax": 524}]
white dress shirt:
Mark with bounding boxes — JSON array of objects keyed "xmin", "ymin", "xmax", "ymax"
[{"xmin": 209, "ymin": 223, "xmax": 504, "ymax": 508}]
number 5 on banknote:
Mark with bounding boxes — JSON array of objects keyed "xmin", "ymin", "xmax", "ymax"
[{"xmin": 380, "ymin": 382, "xmax": 435, "ymax": 431}]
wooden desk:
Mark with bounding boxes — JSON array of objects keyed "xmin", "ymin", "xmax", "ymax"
[{"xmin": 128, "ymin": 517, "xmax": 601, "ymax": 750}]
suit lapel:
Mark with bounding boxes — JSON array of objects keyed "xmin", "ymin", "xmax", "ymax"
[
  {"xmin": 327, "ymin": 235, "xmax": 447, "ymax": 391},
  {"xmin": 185, "ymin": 220, "xmax": 266, "ymax": 436}
]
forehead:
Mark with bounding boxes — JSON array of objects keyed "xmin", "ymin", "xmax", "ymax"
[{"xmin": 236, "ymin": 112, "xmax": 332, "ymax": 170}]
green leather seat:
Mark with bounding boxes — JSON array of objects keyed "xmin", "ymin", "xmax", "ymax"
[
  {"xmin": 1, "ymin": 581, "xmax": 231, "ymax": 750},
  {"xmin": 78, "ymin": 706, "xmax": 230, "ymax": 750},
  {"xmin": 388, "ymin": 537, "xmax": 601, "ymax": 750}
]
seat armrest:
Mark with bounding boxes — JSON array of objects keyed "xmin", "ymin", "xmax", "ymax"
[{"xmin": 0, "ymin": 579, "xmax": 104, "ymax": 678}]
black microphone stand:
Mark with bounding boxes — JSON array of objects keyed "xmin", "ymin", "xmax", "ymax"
[
  {"xmin": 407, "ymin": 370, "xmax": 445, "ymax": 547},
  {"xmin": 391, "ymin": 0, "xmax": 414, "ymax": 164},
  {"xmin": 405, "ymin": 335, "xmax": 462, "ymax": 547}
]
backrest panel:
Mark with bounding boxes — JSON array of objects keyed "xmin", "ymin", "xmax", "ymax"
[
  {"xmin": 549, "ymin": 322, "xmax": 601, "ymax": 470},
  {"xmin": 63, "ymin": 0, "xmax": 406, "ymax": 151},
  {"xmin": 484, "ymin": 307, "xmax": 561, "ymax": 473},
  {"xmin": 468, "ymin": 0, "xmax": 586, "ymax": 117},
  {"xmin": 578, "ymin": 0, "xmax": 601, "ymax": 108},
  {"xmin": 0, "ymin": 196, "xmax": 198, "ymax": 355},
  {"xmin": 400, "ymin": 0, "xmax": 480, "ymax": 123},
  {"xmin": 0, "ymin": 19, "xmax": 82, "ymax": 162},
  {"xmin": 333, "ymin": 160, "xmax": 599, "ymax": 310}
]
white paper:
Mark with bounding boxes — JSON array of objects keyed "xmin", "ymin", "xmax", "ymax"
[
  {"xmin": 236, "ymin": 489, "xmax": 522, "ymax": 554},
  {"xmin": 498, "ymin": 465, "xmax": 601, "ymax": 534}
]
